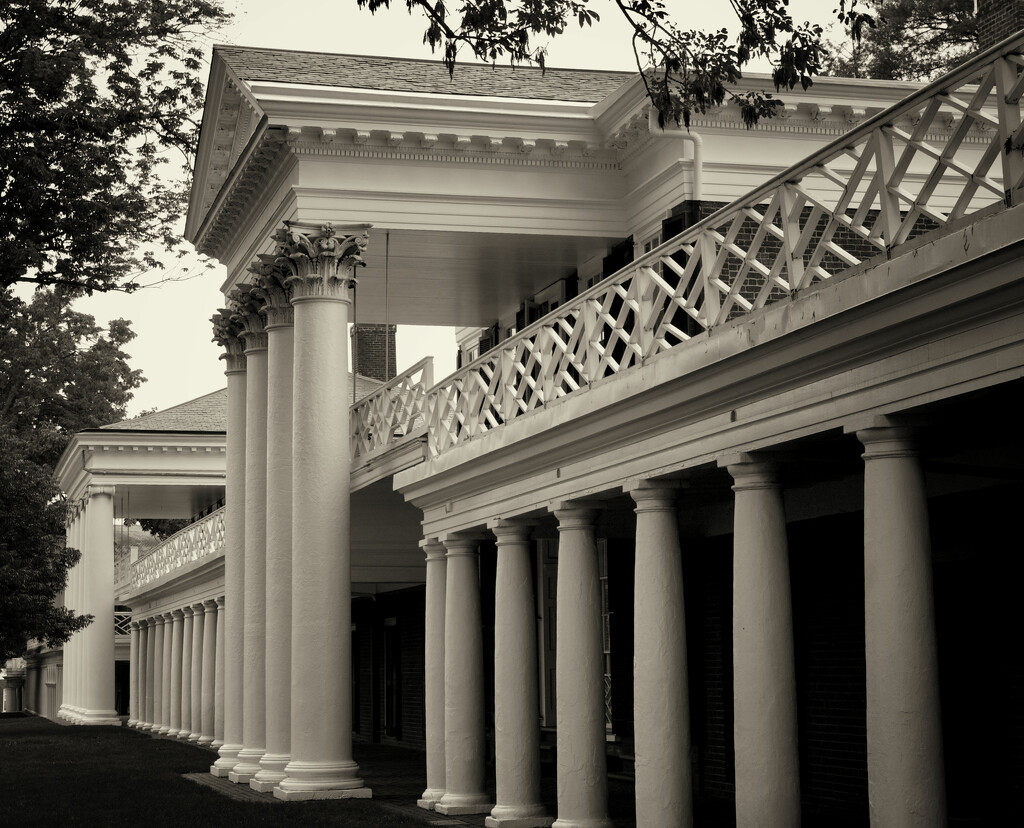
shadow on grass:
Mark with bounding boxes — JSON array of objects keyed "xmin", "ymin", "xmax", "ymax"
[{"xmin": 0, "ymin": 716, "xmax": 426, "ymax": 827}]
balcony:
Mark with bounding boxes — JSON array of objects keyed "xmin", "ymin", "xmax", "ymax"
[{"xmin": 130, "ymin": 508, "xmax": 226, "ymax": 593}]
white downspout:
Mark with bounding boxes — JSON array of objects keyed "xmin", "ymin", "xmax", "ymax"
[{"xmin": 647, "ymin": 108, "xmax": 703, "ymax": 202}]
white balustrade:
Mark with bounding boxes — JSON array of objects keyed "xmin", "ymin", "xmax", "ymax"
[
  {"xmin": 132, "ymin": 508, "xmax": 226, "ymax": 589},
  {"xmin": 419, "ymin": 35, "xmax": 1024, "ymax": 458},
  {"xmin": 350, "ymin": 356, "xmax": 433, "ymax": 460}
]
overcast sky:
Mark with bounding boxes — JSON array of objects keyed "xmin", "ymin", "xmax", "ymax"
[{"xmin": 76, "ymin": 0, "xmax": 836, "ymax": 417}]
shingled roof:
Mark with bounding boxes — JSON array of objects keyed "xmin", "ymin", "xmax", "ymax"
[{"xmin": 216, "ymin": 45, "xmax": 634, "ymax": 103}]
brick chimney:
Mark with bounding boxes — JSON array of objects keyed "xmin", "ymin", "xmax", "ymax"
[
  {"xmin": 351, "ymin": 323, "xmax": 397, "ymax": 382},
  {"xmin": 977, "ymin": 0, "xmax": 1024, "ymax": 49}
]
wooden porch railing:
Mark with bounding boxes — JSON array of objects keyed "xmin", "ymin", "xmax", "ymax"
[
  {"xmin": 350, "ymin": 357, "xmax": 434, "ymax": 461},
  {"xmin": 416, "ymin": 33, "xmax": 1024, "ymax": 458},
  {"xmin": 132, "ymin": 507, "xmax": 226, "ymax": 590}
]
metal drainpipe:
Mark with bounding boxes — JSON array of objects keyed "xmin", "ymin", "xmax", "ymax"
[{"xmin": 647, "ymin": 108, "xmax": 703, "ymax": 202}]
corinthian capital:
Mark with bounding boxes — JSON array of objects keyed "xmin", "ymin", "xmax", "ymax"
[
  {"xmin": 228, "ymin": 282, "xmax": 268, "ymax": 352},
  {"xmin": 272, "ymin": 222, "xmax": 369, "ymax": 301},
  {"xmin": 211, "ymin": 308, "xmax": 246, "ymax": 372},
  {"xmin": 248, "ymin": 257, "xmax": 293, "ymax": 328}
]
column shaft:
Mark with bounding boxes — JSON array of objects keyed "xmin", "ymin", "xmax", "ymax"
[
  {"xmin": 726, "ymin": 459, "xmax": 800, "ymax": 827},
  {"xmin": 858, "ymin": 426, "xmax": 945, "ymax": 826},
  {"xmin": 254, "ymin": 302, "xmax": 294, "ymax": 792},
  {"xmin": 137, "ymin": 620, "xmax": 150, "ymax": 729},
  {"xmin": 418, "ymin": 539, "xmax": 447, "ymax": 810},
  {"xmin": 144, "ymin": 618, "xmax": 156, "ymax": 730},
  {"xmin": 79, "ymin": 487, "xmax": 119, "ymax": 724},
  {"xmin": 552, "ymin": 505, "xmax": 610, "ymax": 828},
  {"xmin": 487, "ymin": 522, "xmax": 549, "ymax": 828},
  {"xmin": 436, "ymin": 535, "xmax": 491, "ymax": 816},
  {"xmin": 168, "ymin": 610, "xmax": 184, "ymax": 737},
  {"xmin": 152, "ymin": 617, "xmax": 165, "ymax": 733},
  {"xmin": 213, "ymin": 596, "xmax": 226, "ymax": 749},
  {"xmin": 232, "ymin": 327, "xmax": 268, "ymax": 783},
  {"xmin": 212, "ymin": 320, "xmax": 245, "ymax": 775},
  {"xmin": 189, "ymin": 604, "xmax": 204, "ymax": 742},
  {"xmin": 161, "ymin": 612, "xmax": 176, "ymax": 734},
  {"xmin": 277, "ymin": 273, "xmax": 367, "ymax": 800},
  {"xmin": 180, "ymin": 607, "xmax": 194, "ymax": 739},
  {"xmin": 128, "ymin": 621, "xmax": 140, "ymax": 727},
  {"xmin": 200, "ymin": 599, "xmax": 218, "ymax": 746},
  {"xmin": 630, "ymin": 483, "xmax": 692, "ymax": 828}
]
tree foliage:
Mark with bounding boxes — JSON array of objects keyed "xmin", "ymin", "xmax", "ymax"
[
  {"xmin": 356, "ymin": 0, "xmax": 875, "ymax": 127},
  {"xmin": 0, "ymin": 0, "xmax": 230, "ymax": 296},
  {"xmin": 0, "ymin": 288, "xmax": 143, "ymax": 663},
  {"xmin": 824, "ymin": 0, "xmax": 977, "ymax": 81}
]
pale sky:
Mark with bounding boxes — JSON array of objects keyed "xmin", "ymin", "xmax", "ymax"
[{"xmin": 75, "ymin": 0, "xmax": 837, "ymax": 417}]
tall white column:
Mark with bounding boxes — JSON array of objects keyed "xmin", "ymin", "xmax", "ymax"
[
  {"xmin": 59, "ymin": 508, "xmax": 78, "ymax": 721},
  {"xmin": 487, "ymin": 520, "xmax": 550, "ymax": 828},
  {"xmin": 551, "ymin": 503, "xmax": 611, "ymax": 828},
  {"xmin": 628, "ymin": 481, "xmax": 692, "ymax": 828},
  {"xmin": 152, "ymin": 615, "xmax": 166, "ymax": 734},
  {"xmin": 723, "ymin": 457, "xmax": 800, "ymax": 828},
  {"xmin": 436, "ymin": 533, "xmax": 491, "ymax": 816},
  {"xmin": 211, "ymin": 311, "xmax": 246, "ymax": 775},
  {"xmin": 253, "ymin": 269, "xmax": 294, "ymax": 793},
  {"xmin": 213, "ymin": 596, "xmax": 226, "ymax": 749},
  {"xmin": 230, "ymin": 285, "xmax": 269, "ymax": 784},
  {"xmin": 144, "ymin": 617, "xmax": 157, "ymax": 730},
  {"xmin": 275, "ymin": 224, "xmax": 370, "ymax": 801},
  {"xmin": 188, "ymin": 603, "xmax": 204, "ymax": 742},
  {"xmin": 199, "ymin": 598, "xmax": 218, "ymax": 746},
  {"xmin": 179, "ymin": 606, "xmax": 194, "ymax": 739},
  {"xmin": 418, "ymin": 538, "xmax": 447, "ymax": 810},
  {"xmin": 136, "ymin": 619, "xmax": 149, "ymax": 729},
  {"xmin": 78, "ymin": 485, "xmax": 120, "ymax": 725},
  {"xmin": 128, "ymin": 620, "xmax": 140, "ymax": 727},
  {"xmin": 855, "ymin": 424, "xmax": 945, "ymax": 826},
  {"xmin": 166, "ymin": 610, "xmax": 183, "ymax": 736}
]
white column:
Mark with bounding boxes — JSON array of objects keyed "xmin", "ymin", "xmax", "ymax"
[
  {"xmin": 418, "ymin": 538, "xmax": 447, "ymax": 810},
  {"xmin": 487, "ymin": 520, "xmax": 550, "ymax": 828},
  {"xmin": 435, "ymin": 533, "xmax": 492, "ymax": 816},
  {"xmin": 723, "ymin": 457, "xmax": 800, "ymax": 828},
  {"xmin": 211, "ymin": 311, "xmax": 245, "ymax": 775},
  {"xmin": 59, "ymin": 508, "xmax": 78, "ymax": 721},
  {"xmin": 136, "ymin": 619, "xmax": 149, "ymax": 729},
  {"xmin": 253, "ymin": 271, "xmax": 294, "ymax": 793},
  {"xmin": 275, "ymin": 224, "xmax": 370, "ymax": 801},
  {"xmin": 551, "ymin": 503, "xmax": 611, "ymax": 828},
  {"xmin": 78, "ymin": 485, "xmax": 120, "ymax": 725},
  {"xmin": 628, "ymin": 481, "xmax": 692, "ymax": 828},
  {"xmin": 168, "ymin": 609, "xmax": 184, "ymax": 737},
  {"xmin": 230, "ymin": 286, "xmax": 269, "ymax": 784},
  {"xmin": 188, "ymin": 603, "xmax": 204, "ymax": 741},
  {"xmin": 855, "ymin": 424, "xmax": 945, "ymax": 826},
  {"xmin": 128, "ymin": 620, "xmax": 140, "ymax": 727},
  {"xmin": 144, "ymin": 617, "xmax": 157, "ymax": 731},
  {"xmin": 152, "ymin": 615, "xmax": 166, "ymax": 734},
  {"xmin": 199, "ymin": 598, "xmax": 218, "ymax": 746},
  {"xmin": 213, "ymin": 596, "xmax": 226, "ymax": 749},
  {"xmin": 179, "ymin": 606, "xmax": 194, "ymax": 740}
]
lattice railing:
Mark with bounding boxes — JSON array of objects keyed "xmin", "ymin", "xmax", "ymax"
[
  {"xmin": 351, "ymin": 357, "xmax": 433, "ymax": 460},
  {"xmin": 132, "ymin": 508, "xmax": 226, "ymax": 590},
  {"xmin": 114, "ymin": 547, "xmax": 132, "ymax": 591},
  {"xmin": 114, "ymin": 611, "xmax": 131, "ymax": 637},
  {"xmin": 423, "ymin": 34, "xmax": 1024, "ymax": 457}
]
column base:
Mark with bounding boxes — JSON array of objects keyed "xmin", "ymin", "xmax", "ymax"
[
  {"xmin": 418, "ymin": 788, "xmax": 446, "ymax": 810},
  {"xmin": 486, "ymin": 807, "xmax": 554, "ymax": 828},
  {"xmin": 197, "ymin": 735, "xmax": 214, "ymax": 747},
  {"xmin": 551, "ymin": 819, "xmax": 613, "ymax": 828},
  {"xmin": 436, "ymin": 793, "xmax": 494, "ymax": 816},
  {"xmin": 187, "ymin": 731, "xmax": 202, "ymax": 743},
  {"xmin": 229, "ymin": 747, "xmax": 266, "ymax": 783},
  {"xmin": 211, "ymin": 743, "xmax": 242, "ymax": 777},
  {"xmin": 166, "ymin": 728, "xmax": 181, "ymax": 739},
  {"xmin": 273, "ymin": 786, "xmax": 372, "ymax": 802},
  {"xmin": 76, "ymin": 709, "xmax": 123, "ymax": 726},
  {"xmin": 251, "ymin": 753, "xmax": 290, "ymax": 792},
  {"xmin": 156, "ymin": 725, "xmax": 171, "ymax": 736},
  {"xmin": 126, "ymin": 718, "xmax": 137, "ymax": 728},
  {"xmin": 274, "ymin": 759, "xmax": 370, "ymax": 800},
  {"xmin": 211, "ymin": 739, "xmax": 224, "ymax": 750}
]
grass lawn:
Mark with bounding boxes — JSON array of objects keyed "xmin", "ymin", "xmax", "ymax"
[{"xmin": 0, "ymin": 714, "xmax": 427, "ymax": 827}]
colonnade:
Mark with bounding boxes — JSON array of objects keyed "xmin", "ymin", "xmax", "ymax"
[
  {"xmin": 58, "ymin": 485, "xmax": 121, "ymax": 726},
  {"xmin": 129, "ymin": 599, "xmax": 223, "ymax": 745},
  {"xmin": 204, "ymin": 223, "xmax": 371, "ymax": 800},
  {"xmin": 418, "ymin": 423, "xmax": 945, "ymax": 828}
]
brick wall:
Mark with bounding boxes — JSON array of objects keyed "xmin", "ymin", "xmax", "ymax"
[
  {"xmin": 977, "ymin": 0, "xmax": 1024, "ymax": 49},
  {"xmin": 351, "ymin": 323, "xmax": 396, "ymax": 382}
]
